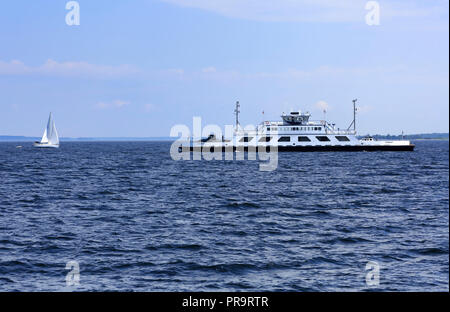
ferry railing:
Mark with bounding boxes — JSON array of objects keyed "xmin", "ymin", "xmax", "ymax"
[
  {"xmin": 242, "ymin": 126, "xmax": 356, "ymax": 136},
  {"xmin": 324, "ymin": 129, "xmax": 357, "ymax": 135}
]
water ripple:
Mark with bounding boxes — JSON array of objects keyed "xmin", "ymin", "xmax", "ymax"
[{"xmin": 0, "ymin": 140, "xmax": 448, "ymax": 291}]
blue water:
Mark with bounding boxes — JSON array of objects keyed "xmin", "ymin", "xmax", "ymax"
[{"xmin": 0, "ymin": 140, "xmax": 448, "ymax": 291}]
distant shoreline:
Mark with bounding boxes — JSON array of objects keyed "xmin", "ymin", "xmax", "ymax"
[
  {"xmin": 364, "ymin": 133, "xmax": 449, "ymax": 141},
  {"xmin": 0, "ymin": 136, "xmax": 175, "ymax": 142}
]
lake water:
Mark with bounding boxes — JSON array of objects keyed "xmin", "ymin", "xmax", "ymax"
[{"xmin": 0, "ymin": 140, "xmax": 448, "ymax": 291}]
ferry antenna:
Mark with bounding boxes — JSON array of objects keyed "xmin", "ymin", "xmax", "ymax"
[
  {"xmin": 234, "ymin": 101, "xmax": 240, "ymax": 129},
  {"xmin": 347, "ymin": 99, "xmax": 357, "ymax": 132}
]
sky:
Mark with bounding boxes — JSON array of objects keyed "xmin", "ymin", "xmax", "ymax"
[{"xmin": 0, "ymin": 0, "xmax": 448, "ymax": 137}]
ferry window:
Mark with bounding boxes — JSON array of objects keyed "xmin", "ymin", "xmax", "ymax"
[
  {"xmin": 318, "ymin": 127, "xmax": 322, "ymax": 131},
  {"xmin": 278, "ymin": 136, "xmax": 291, "ymax": 142},
  {"xmin": 239, "ymin": 136, "xmax": 253, "ymax": 142},
  {"xmin": 267, "ymin": 127, "xmax": 270, "ymax": 131},
  {"xmin": 259, "ymin": 136, "xmax": 272, "ymax": 142},
  {"xmin": 298, "ymin": 136, "xmax": 311, "ymax": 142},
  {"xmin": 335, "ymin": 136, "xmax": 350, "ymax": 142},
  {"xmin": 316, "ymin": 136, "xmax": 330, "ymax": 142}
]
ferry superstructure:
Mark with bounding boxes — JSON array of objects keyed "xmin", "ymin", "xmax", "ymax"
[{"xmin": 188, "ymin": 100, "xmax": 415, "ymax": 152}]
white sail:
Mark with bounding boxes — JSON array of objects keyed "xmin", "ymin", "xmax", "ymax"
[
  {"xmin": 47, "ymin": 113, "xmax": 59, "ymax": 145},
  {"xmin": 46, "ymin": 113, "xmax": 53, "ymax": 142},
  {"xmin": 40, "ymin": 128, "xmax": 49, "ymax": 143},
  {"xmin": 35, "ymin": 112, "xmax": 59, "ymax": 148},
  {"xmin": 53, "ymin": 123, "xmax": 59, "ymax": 145}
]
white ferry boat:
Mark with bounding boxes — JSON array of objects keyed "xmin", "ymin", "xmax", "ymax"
[{"xmin": 188, "ymin": 100, "xmax": 415, "ymax": 152}]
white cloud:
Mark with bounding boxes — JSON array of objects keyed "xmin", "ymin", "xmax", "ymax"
[
  {"xmin": 95, "ymin": 100, "xmax": 131, "ymax": 109},
  {"xmin": 357, "ymin": 104, "xmax": 373, "ymax": 114},
  {"xmin": 315, "ymin": 100, "xmax": 330, "ymax": 111},
  {"xmin": 165, "ymin": 68, "xmax": 185, "ymax": 76},
  {"xmin": 201, "ymin": 66, "xmax": 217, "ymax": 73},
  {"xmin": 114, "ymin": 100, "xmax": 130, "ymax": 108},
  {"xmin": 0, "ymin": 60, "xmax": 29, "ymax": 75},
  {"xmin": 144, "ymin": 64, "xmax": 446, "ymax": 87},
  {"xmin": 144, "ymin": 103, "xmax": 156, "ymax": 112},
  {"xmin": 160, "ymin": 0, "xmax": 447, "ymax": 23},
  {"xmin": 3, "ymin": 58, "xmax": 442, "ymax": 89},
  {"xmin": 0, "ymin": 59, "xmax": 140, "ymax": 79},
  {"xmin": 191, "ymin": 65, "xmax": 413, "ymax": 81}
]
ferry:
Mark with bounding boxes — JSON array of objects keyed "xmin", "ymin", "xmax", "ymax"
[{"xmin": 187, "ymin": 100, "xmax": 415, "ymax": 152}]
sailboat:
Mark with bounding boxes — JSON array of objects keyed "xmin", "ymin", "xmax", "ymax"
[{"xmin": 34, "ymin": 113, "xmax": 60, "ymax": 148}]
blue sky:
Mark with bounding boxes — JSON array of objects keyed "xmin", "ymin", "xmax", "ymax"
[{"xmin": 0, "ymin": 0, "xmax": 448, "ymax": 137}]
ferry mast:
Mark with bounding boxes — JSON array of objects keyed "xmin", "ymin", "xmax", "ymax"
[
  {"xmin": 234, "ymin": 101, "xmax": 240, "ymax": 129},
  {"xmin": 347, "ymin": 99, "xmax": 357, "ymax": 133}
]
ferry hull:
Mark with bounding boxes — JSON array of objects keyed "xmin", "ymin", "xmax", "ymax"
[
  {"xmin": 187, "ymin": 144, "xmax": 415, "ymax": 152},
  {"xmin": 268, "ymin": 144, "xmax": 415, "ymax": 152}
]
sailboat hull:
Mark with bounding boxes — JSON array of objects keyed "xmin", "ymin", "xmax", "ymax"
[{"xmin": 33, "ymin": 142, "xmax": 59, "ymax": 148}]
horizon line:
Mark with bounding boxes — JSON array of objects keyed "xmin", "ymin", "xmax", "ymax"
[{"xmin": 0, "ymin": 132, "xmax": 448, "ymax": 142}]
